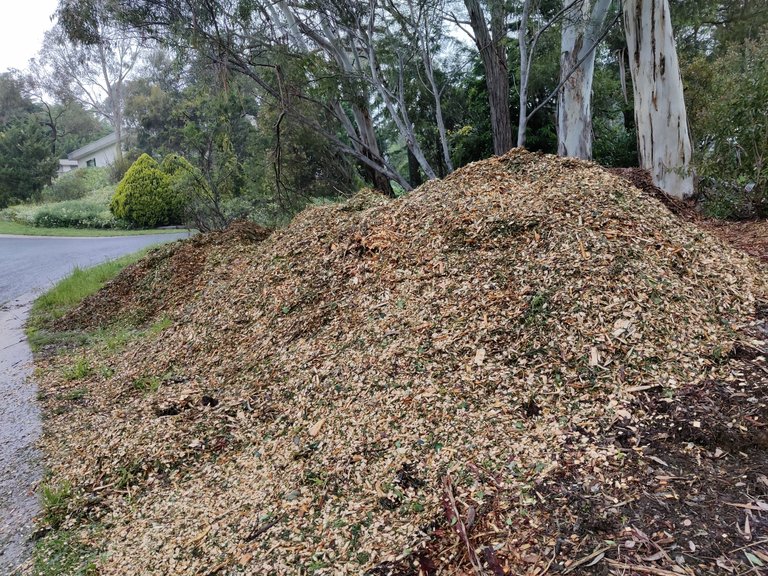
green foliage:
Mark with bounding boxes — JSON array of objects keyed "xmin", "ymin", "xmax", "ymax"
[
  {"xmin": 0, "ymin": 72, "xmax": 35, "ymax": 125},
  {"xmin": 28, "ymin": 250, "xmax": 149, "ymax": 333},
  {"xmin": 0, "ymin": 117, "xmax": 57, "ymax": 207},
  {"xmin": 109, "ymin": 149, "xmax": 142, "ymax": 184},
  {"xmin": 591, "ymin": 63, "xmax": 638, "ymax": 168},
  {"xmin": 690, "ymin": 34, "xmax": 768, "ymax": 219},
  {"xmin": 698, "ymin": 180, "xmax": 752, "ymax": 220},
  {"xmin": 32, "ymin": 203, "xmax": 117, "ymax": 229},
  {"xmin": 52, "ymin": 102, "xmax": 111, "ymax": 158},
  {"xmin": 133, "ymin": 375, "xmax": 161, "ymax": 394},
  {"xmin": 63, "ymin": 357, "xmax": 93, "ymax": 381},
  {"xmin": 161, "ymin": 152, "xmax": 196, "ymax": 178},
  {"xmin": 33, "ymin": 530, "xmax": 97, "ymax": 576},
  {"xmin": 40, "ymin": 481, "xmax": 73, "ymax": 529},
  {"xmin": 40, "ymin": 168, "xmax": 111, "ymax": 202},
  {"xmin": 110, "ymin": 153, "xmax": 182, "ymax": 227},
  {"xmin": 25, "ymin": 187, "xmax": 123, "ymax": 229}
]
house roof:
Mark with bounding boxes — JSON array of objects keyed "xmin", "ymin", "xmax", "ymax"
[{"xmin": 68, "ymin": 132, "xmax": 119, "ymax": 161}]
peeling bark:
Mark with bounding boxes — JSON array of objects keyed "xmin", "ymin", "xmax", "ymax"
[
  {"xmin": 623, "ymin": 0, "xmax": 694, "ymax": 199},
  {"xmin": 557, "ymin": 0, "xmax": 613, "ymax": 160}
]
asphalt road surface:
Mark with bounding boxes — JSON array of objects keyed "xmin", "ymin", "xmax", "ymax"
[{"xmin": 0, "ymin": 232, "xmax": 189, "ymax": 305}]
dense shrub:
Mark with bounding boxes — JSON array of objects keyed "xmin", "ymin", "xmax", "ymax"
[
  {"xmin": 689, "ymin": 34, "xmax": 768, "ymax": 219},
  {"xmin": 1, "ymin": 186, "xmax": 127, "ymax": 229},
  {"xmin": 699, "ymin": 178, "xmax": 765, "ymax": 220},
  {"xmin": 40, "ymin": 167, "xmax": 111, "ymax": 202},
  {"xmin": 160, "ymin": 153, "xmax": 197, "ymax": 180},
  {"xmin": 32, "ymin": 200, "xmax": 121, "ymax": 229},
  {"xmin": 162, "ymin": 152, "xmax": 234, "ymax": 232},
  {"xmin": 110, "ymin": 153, "xmax": 182, "ymax": 228}
]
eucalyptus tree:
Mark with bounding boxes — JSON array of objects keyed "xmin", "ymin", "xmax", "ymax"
[
  {"xmin": 35, "ymin": 16, "xmax": 144, "ymax": 162},
  {"xmin": 382, "ymin": 0, "xmax": 455, "ymax": 174},
  {"xmin": 276, "ymin": 0, "xmax": 440, "ymax": 182},
  {"xmin": 623, "ymin": 0, "xmax": 693, "ymax": 198},
  {"xmin": 461, "ymin": 0, "xmax": 513, "ymax": 155},
  {"xmin": 556, "ymin": 0, "xmax": 614, "ymax": 159},
  {"xmin": 58, "ymin": 0, "xmax": 466, "ymax": 192}
]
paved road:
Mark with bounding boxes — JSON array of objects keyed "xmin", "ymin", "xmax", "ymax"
[
  {"xmin": 0, "ymin": 232, "xmax": 189, "ymax": 305},
  {"xmin": 0, "ymin": 231, "xmax": 188, "ymax": 574}
]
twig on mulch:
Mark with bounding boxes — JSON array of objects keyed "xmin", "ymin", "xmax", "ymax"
[{"xmin": 443, "ymin": 475, "xmax": 484, "ymax": 575}]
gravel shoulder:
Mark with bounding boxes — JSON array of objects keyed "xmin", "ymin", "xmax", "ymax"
[{"xmin": 0, "ymin": 294, "xmax": 39, "ymax": 575}]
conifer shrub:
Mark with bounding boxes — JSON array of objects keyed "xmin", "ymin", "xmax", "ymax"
[
  {"xmin": 110, "ymin": 153, "xmax": 181, "ymax": 228},
  {"xmin": 160, "ymin": 153, "xmax": 196, "ymax": 181}
]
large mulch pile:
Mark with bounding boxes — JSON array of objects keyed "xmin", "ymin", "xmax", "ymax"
[{"xmin": 32, "ymin": 150, "xmax": 768, "ymax": 575}]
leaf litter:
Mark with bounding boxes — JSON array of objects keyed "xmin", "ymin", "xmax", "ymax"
[{"xmin": 28, "ymin": 150, "xmax": 768, "ymax": 575}]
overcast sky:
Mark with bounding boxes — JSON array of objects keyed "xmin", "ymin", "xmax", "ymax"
[{"xmin": 1, "ymin": 0, "xmax": 59, "ymax": 73}]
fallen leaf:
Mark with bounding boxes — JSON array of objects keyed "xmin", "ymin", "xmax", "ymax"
[{"xmin": 309, "ymin": 418, "xmax": 326, "ymax": 437}]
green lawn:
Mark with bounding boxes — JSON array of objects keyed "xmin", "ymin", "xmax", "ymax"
[{"xmin": 0, "ymin": 220, "xmax": 186, "ymax": 237}]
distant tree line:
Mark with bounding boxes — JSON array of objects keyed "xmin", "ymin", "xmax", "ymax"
[
  {"xmin": 3, "ymin": 0, "xmax": 765, "ymax": 218},
  {"xmin": 0, "ymin": 71, "xmax": 109, "ymax": 207}
]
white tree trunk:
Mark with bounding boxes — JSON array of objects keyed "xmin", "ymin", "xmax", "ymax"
[
  {"xmin": 405, "ymin": 0, "xmax": 453, "ymax": 174},
  {"xmin": 517, "ymin": 0, "xmax": 533, "ymax": 147},
  {"xmin": 557, "ymin": 0, "xmax": 612, "ymax": 159},
  {"xmin": 623, "ymin": 0, "xmax": 694, "ymax": 199}
]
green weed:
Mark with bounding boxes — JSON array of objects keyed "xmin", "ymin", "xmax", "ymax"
[
  {"xmin": 148, "ymin": 317, "xmax": 173, "ymax": 335},
  {"xmin": 63, "ymin": 357, "xmax": 93, "ymax": 381},
  {"xmin": 63, "ymin": 388, "xmax": 88, "ymax": 401},
  {"xmin": 27, "ymin": 250, "xmax": 150, "ymax": 338},
  {"xmin": 32, "ymin": 530, "xmax": 98, "ymax": 576},
  {"xmin": 133, "ymin": 375, "xmax": 161, "ymax": 394},
  {"xmin": 40, "ymin": 481, "xmax": 72, "ymax": 529},
  {"xmin": 524, "ymin": 291, "xmax": 550, "ymax": 325}
]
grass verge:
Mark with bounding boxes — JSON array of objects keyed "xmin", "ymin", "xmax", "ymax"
[
  {"xmin": 0, "ymin": 220, "xmax": 186, "ymax": 237},
  {"xmin": 26, "ymin": 250, "xmax": 149, "ymax": 351},
  {"xmin": 33, "ymin": 530, "xmax": 98, "ymax": 576}
]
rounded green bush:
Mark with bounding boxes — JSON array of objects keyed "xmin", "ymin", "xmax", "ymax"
[
  {"xmin": 161, "ymin": 153, "xmax": 207, "ymax": 224},
  {"xmin": 161, "ymin": 153, "xmax": 195, "ymax": 178},
  {"xmin": 162, "ymin": 153, "xmax": 205, "ymax": 198},
  {"xmin": 110, "ymin": 153, "xmax": 180, "ymax": 228}
]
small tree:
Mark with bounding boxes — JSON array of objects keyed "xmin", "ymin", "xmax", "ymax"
[
  {"xmin": 110, "ymin": 153, "xmax": 181, "ymax": 227},
  {"xmin": 0, "ymin": 118, "xmax": 57, "ymax": 207}
]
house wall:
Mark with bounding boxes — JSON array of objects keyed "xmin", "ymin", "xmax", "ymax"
[
  {"xmin": 57, "ymin": 160, "xmax": 79, "ymax": 176},
  {"xmin": 76, "ymin": 144, "xmax": 118, "ymax": 169}
]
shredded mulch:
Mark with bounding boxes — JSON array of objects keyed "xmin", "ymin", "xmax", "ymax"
[
  {"xmin": 31, "ymin": 150, "xmax": 768, "ymax": 575},
  {"xmin": 698, "ymin": 220, "xmax": 768, "ymax": 264},
  {"xmin": 611, "ymin": 167, "xmax": 768, "ymax": 265}
]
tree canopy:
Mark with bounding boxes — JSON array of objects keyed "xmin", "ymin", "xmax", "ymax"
[{"xmin": 5, "ymin": 0, "xmax": 752, "ymax": 218}]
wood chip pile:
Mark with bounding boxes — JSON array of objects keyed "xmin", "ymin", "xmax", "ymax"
[{"xmin": 33, "ymin": 150, "xmax": 768, "ymax": 575}]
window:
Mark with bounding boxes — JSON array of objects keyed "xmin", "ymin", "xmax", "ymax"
[{"xmin": 86, "ymin": 158, "xmax": 97, "ymax": 167}]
